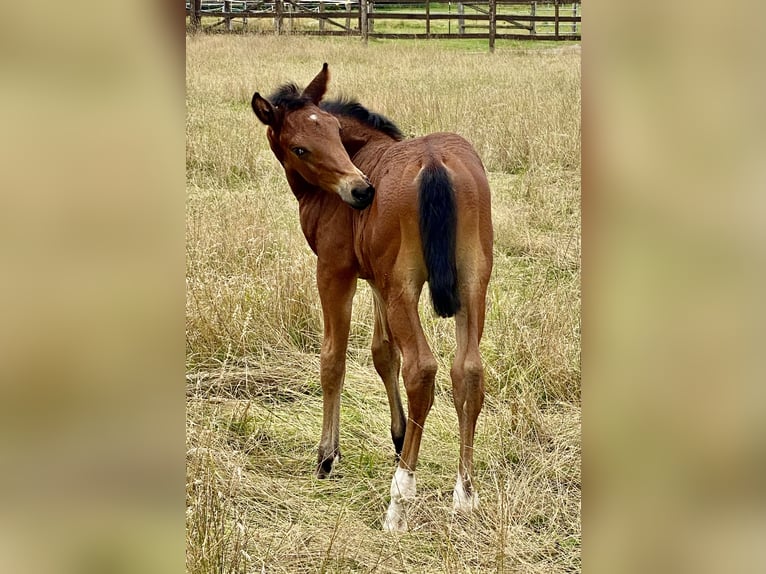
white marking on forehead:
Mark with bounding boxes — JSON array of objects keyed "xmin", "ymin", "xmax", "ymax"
[{"xmin": 309, "ymin": 113, "xmax": 319, "ymax": 122}]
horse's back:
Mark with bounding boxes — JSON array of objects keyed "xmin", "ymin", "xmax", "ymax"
[{"xmin": 376, "ymin": 132, "xmax": 489, "ymax": 207}]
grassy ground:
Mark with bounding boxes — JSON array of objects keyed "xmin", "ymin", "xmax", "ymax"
[{"xmin": 186, "ymin": 35, "xmax": 580, "ymax": 573}]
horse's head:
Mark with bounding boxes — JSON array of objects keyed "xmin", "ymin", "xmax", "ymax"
[{"xmin": 251, "ymin": 63, "xmax": 375, "ymax": 210}]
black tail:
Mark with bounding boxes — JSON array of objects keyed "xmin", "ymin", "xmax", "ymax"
[{"xmin": 418, "ymin": 163, "xmax": 460, "ymax": 318}]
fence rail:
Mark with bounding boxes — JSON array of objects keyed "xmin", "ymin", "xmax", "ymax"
[{"xmin": 186, "ymin": 1, "xmax": 581, "ymax": 48}]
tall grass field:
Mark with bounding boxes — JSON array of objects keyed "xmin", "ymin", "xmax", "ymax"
[{"xmin": 186, "ymin": 35, "xmax": 580, "ymax": 573}]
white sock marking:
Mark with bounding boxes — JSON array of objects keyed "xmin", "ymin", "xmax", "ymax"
[
  {"xmin": 382, "ymin": 467, "xmax": 416, "ymax": 532},
  {"xmin": 453, "ymin": 471, "xmax": 480, "ymax": 513}
]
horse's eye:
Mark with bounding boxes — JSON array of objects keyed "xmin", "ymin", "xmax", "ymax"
[{"xmin": 293, "ymin": 147, "xmax": 308, "ymax": 158}]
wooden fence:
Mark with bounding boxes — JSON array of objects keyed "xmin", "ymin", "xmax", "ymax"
[{"xmin": 186, "ymin": 1, "xmax": 581, "ymax": 49}]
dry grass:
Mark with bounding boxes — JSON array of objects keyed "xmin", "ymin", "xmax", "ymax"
[{"xmin": 187, "ymin": 35, "xmax": 580, "ymax": 573}]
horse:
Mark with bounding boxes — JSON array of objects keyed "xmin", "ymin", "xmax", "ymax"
[{"xmin": 251, "ymin": 64, "xmax": 493, "ymax": 531}]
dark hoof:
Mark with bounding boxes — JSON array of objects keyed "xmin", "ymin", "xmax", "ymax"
[{"xmin": 315, "ymin": 448, "xmax": 341, "ymax": 479}]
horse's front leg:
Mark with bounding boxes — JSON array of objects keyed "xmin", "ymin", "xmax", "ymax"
[{"xmin": 315, "ymin": 264, "xmax": 357, "ymax": 478}]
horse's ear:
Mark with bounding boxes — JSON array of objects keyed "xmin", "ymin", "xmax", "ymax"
[
  {"xmin": 302, "ymin": 63, "xmax": 329, "ymax": 105},
  {"xmin": 252, "ymin": 92, "xmax": 276, "ymax": 126}
]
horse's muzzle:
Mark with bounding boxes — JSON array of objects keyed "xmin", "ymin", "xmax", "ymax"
[{"xmin": 350, "ymin": 183, "xmax": 375, "ymax": 210}]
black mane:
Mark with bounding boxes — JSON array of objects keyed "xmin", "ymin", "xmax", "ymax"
[
  {"xmin": 321, "ymin": 97, "xmax": 404, "ymax": 141},
  {"xmin": 267, "ymin": 83, "xmax": 311, "ymax": 110},
  {"xmin": 267, "ymin": 83, "xmax": 404, "ymax": 141}
]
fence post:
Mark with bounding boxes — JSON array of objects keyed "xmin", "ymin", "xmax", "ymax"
[
  {"xmin": 572, "ymin": 1, "xmax": 578, "ymax": 34},
  {"xmin": 190, "ymin": 0, "xmax": 201, "ymax": 31},
  {"xmin": 426, "ymin": 0, "xmax": 430, "ymax": 39},
  {"xmin": 489, "ymin": 0, "xmax": 496, "ymax": 52},
  {"xmin": 275, "ymin": 0, "xmax": 283, "ymax": 34},
  {"xmin": 346, "ymin": 0, "xmax": 351, "ymax": 33},
  {"xmin": 319, "ymin": 1, "xmax": 325, "ymax": 32},
  {"xmin": 457, "ymin": 2, "xmax": 464, "ymax": 35},
  {"xmin": 554, "ymin": 0, "xmax": 560, "ymax": 39},
  {"xmin": 224, "ymin": 0, "xmax": 232, "ymax": 31},
  {"xmin": 530, "ymin": 1, "xmax": 536, "ymax": 36},
  {"xmin": 369, "ymin": 1, "xmax": 374, "ymax": 32},
  {"xmin": 360, "ymin": 0, "xmax": 368, "ymax": 43}
]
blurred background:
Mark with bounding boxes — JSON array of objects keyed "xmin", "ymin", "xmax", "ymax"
[
  {"xmin": 586, "ymin": 1, "xmax": 766, "ymax": 572},
  {"xmin": 0, "ymin": 1, "xmax": 184, "ymax": 572}
]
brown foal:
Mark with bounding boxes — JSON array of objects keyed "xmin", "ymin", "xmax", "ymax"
[{"xmin": 252, "ymin": 64, "xmax": 493, "ymax": 531}]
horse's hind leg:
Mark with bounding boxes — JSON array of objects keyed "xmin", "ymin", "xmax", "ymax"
[
  {"xmin": 371, "ymin": 289, "xmax": 406, "ymax": 459},
  {"xmin": 381, "ymin": 283, "xmax": 438, "ymax": 532},
  {"xmin": 451, "ymin": 282, "xmax": 488, "ymax": 512}
]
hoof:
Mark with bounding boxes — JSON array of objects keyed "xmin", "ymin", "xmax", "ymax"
[
  {"xmin": 382, "ymin": 506, "xmax": 409, "ymax": 532},
  {"xmin": 452, "ymin": 472, "xmax": 480, "ymax": 513},
  {"xmin": 452, "ymin": 490, "xmax": 480, "ymax": 513},
  {"xmin": 315, "ymin": 450, "xmax": 340, "ymax": 479}
]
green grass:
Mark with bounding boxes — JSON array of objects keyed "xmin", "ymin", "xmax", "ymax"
[{"xmin": 187, "ymin": 35, "xmax": 580, "ymax": 573}]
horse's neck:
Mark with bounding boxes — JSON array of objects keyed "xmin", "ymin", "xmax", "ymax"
[
  {"xmin": 353, "ymin": 136, "xmax": 395, "ymax": 176},
  {"xmin": 288, "ymin": 173, "xmax": 355, "ymax": 262},
  {"xmin": 338, "ymin": 120, "xmax": 396, "ymax": 176}
]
